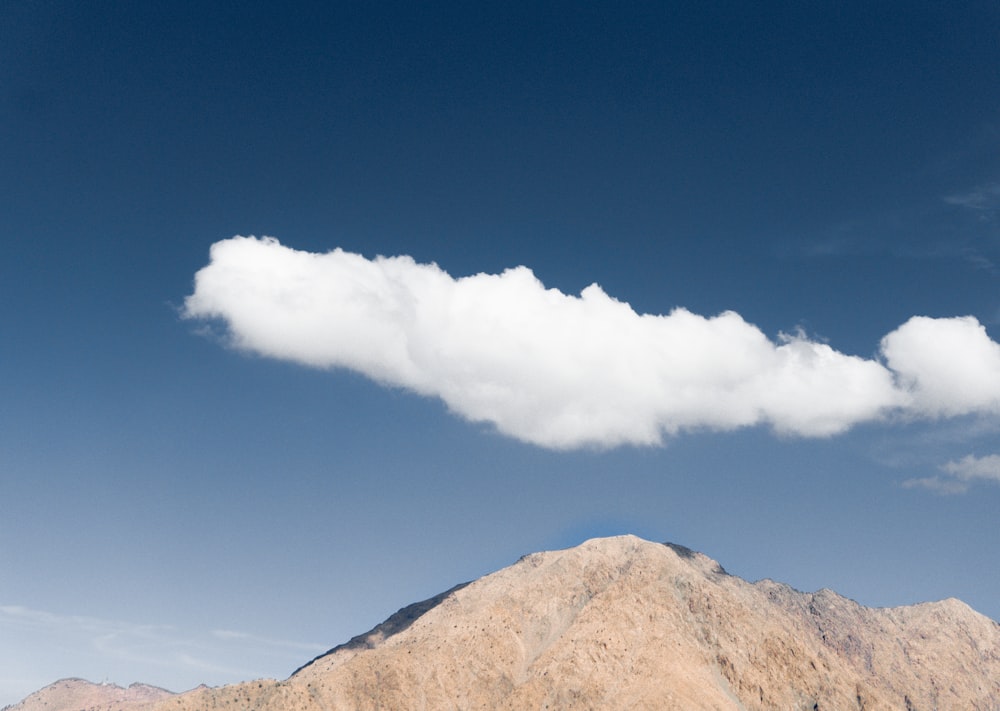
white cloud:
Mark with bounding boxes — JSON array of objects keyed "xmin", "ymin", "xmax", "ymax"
[
  {"xmin": 183, "ymin": 236, "xmax": 1000, "ymax": 449},
  {"xmin": 902, "ymin": 453, "xmax": 1000, "ymax": 494},
  {"xmin": 880, "ymin": 316, "xmax": 1000, "ymax": 418}
]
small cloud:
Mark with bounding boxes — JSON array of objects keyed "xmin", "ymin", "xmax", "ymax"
[
  {"xmin": 942, "ymin": 453, "xmax": 1000, "ymax": 483},
  {"xmin": 183, "ymin": 236, "xmax": 1000, "ymax": 450},
  {"xmin": 902, "ymin": 453, "xmax": 1000, "ymax": 495}
]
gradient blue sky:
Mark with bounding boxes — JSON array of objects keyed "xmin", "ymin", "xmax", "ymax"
[{"xmin": 3, "ymin": 0, "xmax": 1000, "ymax": 703}]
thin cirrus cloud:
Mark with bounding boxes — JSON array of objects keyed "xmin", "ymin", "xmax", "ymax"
[
  {"xmin": 945, "ymin": 182, "xmax": 1000, "ymax": 215},
  {"xmin": 902, "ymin": 454, "xmax": 1000, "ymax": 495},
  {"xmin": 183, "ymin": 236, "xmax": 1000, "ymax": 450},
  {"xmin": 0, "ymin": 603, "xmax": 325, "ymax": 684}
]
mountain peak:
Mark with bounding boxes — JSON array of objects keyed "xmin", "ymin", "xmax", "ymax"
[{"xmin": 11, "ymin": 535, "xmax": 1000, "ymax": 710}]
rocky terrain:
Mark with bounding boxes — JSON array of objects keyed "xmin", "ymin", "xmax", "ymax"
[{"xmin": 10, "ymin": 536, "xmax": 1000, "ymax": 710}]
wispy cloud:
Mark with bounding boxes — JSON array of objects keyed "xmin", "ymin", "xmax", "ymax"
[
  {"xmin": 945, "ymin": 183, "xmax": 1000, "ymax": 216},
  {"xmin": 943, "ymin": 181, "xmax": 1000, "ymax": 271},
  {"xmin": 211, "ymin": 629, "xmax": 328, "ymax": 653},
  {"xmin": 902, "ymin": 453, "xmax": 1000, "ymax": 495},
  {"xmin": 0, "ymin": 603, "xmax": 325, "ymax": 683},
  {"xmin": 0, "ymin": 605, "xmax": 171, "ymax": 647},
  {"xmin": 794, "ymin": 181, "xmax": 1000, "ymax": 270},
  {"xmin": 183, "ymin": 237, "xmax": 1000, "ymax": 449}
]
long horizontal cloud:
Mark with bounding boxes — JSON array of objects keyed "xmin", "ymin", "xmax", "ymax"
[{"xmin": 183, "ymin": 236, "xmax": 1000, "ymax": 449}]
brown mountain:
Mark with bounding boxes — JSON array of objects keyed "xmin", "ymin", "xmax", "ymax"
[{"xmin": 13, "ymin": 536, "xmax": 1000, "ymax": 710}]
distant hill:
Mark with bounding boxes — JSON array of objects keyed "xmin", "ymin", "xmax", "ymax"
[
  {"xmin": 4, "ymin": 677, "xmax": 174, "ymax": 711},
  {"xmin": 11, "ymin": 536, "xmax": 1000, "ymax": 710}
]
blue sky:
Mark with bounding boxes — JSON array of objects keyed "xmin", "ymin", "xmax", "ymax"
[{"xmin": 2, "ymin": 0, "xmax": 1000, "ymax": 703}]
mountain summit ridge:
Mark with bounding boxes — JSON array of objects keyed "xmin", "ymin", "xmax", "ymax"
[{"xmin": 11, "ymin": 535, "xmax": 1000, "ymax": 710}]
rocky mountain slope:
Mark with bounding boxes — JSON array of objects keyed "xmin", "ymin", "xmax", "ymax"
[{"xmin": 12, "ymin": 536, "xmax": 1000, "ymax": 710}]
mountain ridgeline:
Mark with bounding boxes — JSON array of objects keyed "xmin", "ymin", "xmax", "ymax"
[{"xmin": 10, "ymin": 536, "xmax": 1000, "ymax": 710}]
